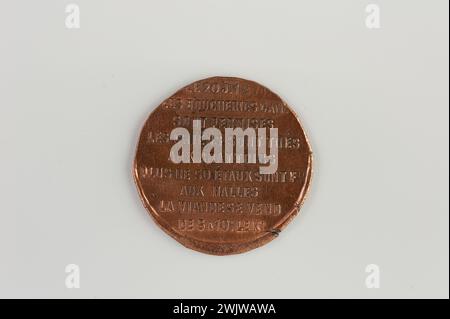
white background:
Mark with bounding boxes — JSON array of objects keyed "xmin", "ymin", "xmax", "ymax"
[{"xmin": 0, "ymin": 0, "xmax": 448, "ymax": 298}]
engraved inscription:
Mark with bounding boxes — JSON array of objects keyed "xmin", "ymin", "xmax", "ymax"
[
  {"xmin": 173, "ymin": 116, "xmax": 274, "ymax": 129},
  {"xmin": 212, "ymin": 186, "xmax": 259, "ymax": 198},
  {"xmin": 178, "ymin": 219, "xmax": 266, "ymax": 233},
  {"xmin": 159, "ymin": 200, "xmax": 282, "ymax": 215},
  {"xmin": 164, "ymin": 98, "xmax": 287, "ymax": 114},
  {"xmin": 146, "ymin": 130, "xmax": 303, "ymax": 150},
  {"xmin": 140, "ymin": 167, "xmax": 306, "ymax": 183},
  {"xmin": 180, "ymin": 185, "xmax": 204, "ymax": 197}
]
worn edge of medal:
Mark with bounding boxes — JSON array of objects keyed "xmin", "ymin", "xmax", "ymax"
[{"xmin": 133, "ymin": 76, "xmax": 313, "ymax": 255}]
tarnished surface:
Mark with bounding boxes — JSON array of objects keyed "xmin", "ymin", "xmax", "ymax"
[{"xmin": 133, "ymin": 77, "xmax": 313, "ymax": 255}]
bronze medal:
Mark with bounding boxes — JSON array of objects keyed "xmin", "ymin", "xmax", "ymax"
[{"xmin": 133, "ymin": 77, "xmax": 313, "ymax": 255}]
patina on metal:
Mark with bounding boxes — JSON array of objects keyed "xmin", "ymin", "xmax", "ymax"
[{"xmin": 133, "ymin": 76, "xmax": 313, "ymax": 255}]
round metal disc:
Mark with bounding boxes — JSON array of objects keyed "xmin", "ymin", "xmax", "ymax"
[{"xmin": 133, "ymin": 76, "xmax": 312, "ymax": 255}]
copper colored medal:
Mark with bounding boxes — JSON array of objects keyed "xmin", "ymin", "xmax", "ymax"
[{"xmin": 133, "ymin": 77, "xmax": 313, "ymax": 255}]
